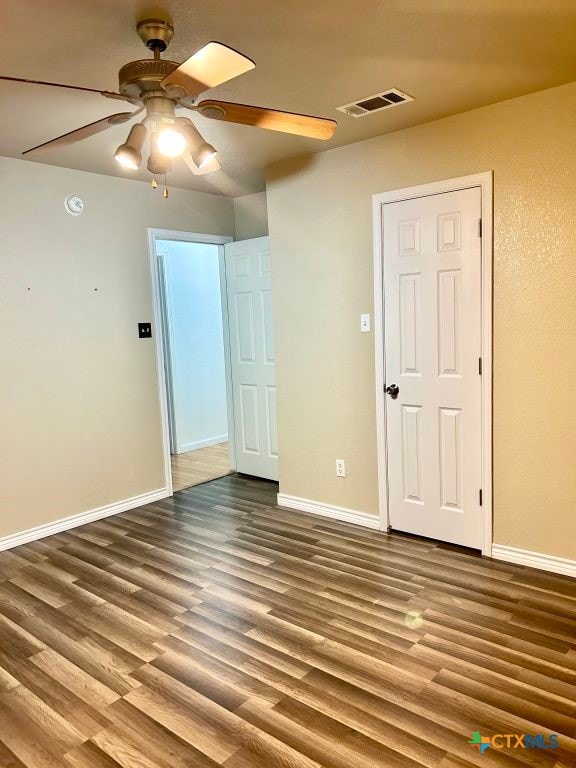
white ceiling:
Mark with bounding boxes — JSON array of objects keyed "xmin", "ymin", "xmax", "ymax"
[{"xmin": 1, "ymin": 0, "xmax": 576, "ymax": 197}]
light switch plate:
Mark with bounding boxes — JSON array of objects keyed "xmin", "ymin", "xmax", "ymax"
[
  {"xmin": 138, "ymin": 322, "xmax": 152, "ymax": 339},
  {"xmin": 360, "ymin": 313, "xmax": 371, "ymax": 333}
]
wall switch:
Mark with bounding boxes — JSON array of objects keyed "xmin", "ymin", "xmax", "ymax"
[
  {"xmin": 138, "ymin": 322, "xmax": 152, "ymax": 339},
  {"xmin": 336, "ymin": 459, "xmax": 346, "ymax": 478},
  {"xmin": 360, "ymin": 313, "xmax": 371, "ymax": 333}
]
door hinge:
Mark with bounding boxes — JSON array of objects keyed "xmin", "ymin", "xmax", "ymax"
[
  {"xmin": 478, "ymin": 219, "xmax": 483, "ymax": 237},
  {"xmin": 479, "ymin": 489, "xmax": 483, "ymax": 506},
  {"xmin": 478, "ymin": 357, "xmax": 482, "ymax": 375}
]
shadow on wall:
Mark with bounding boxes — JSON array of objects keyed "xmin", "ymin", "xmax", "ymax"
[{"xmin": 265, "ymin": 154, "xmax": 319, "ymax": 186}]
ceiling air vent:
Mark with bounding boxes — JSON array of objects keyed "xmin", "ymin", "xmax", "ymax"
[{"xmin": 337, "ymin": 88, "xmax": 413, "ymax": 118}]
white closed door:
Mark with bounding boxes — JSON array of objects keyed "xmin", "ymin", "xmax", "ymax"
[
  {"xmin": 225, "ymin": 237, "xmax": 278, "ymax": 480},
  {"xmin": 383, "ymin": 187, "xmax": 482, "ymax": 548}
]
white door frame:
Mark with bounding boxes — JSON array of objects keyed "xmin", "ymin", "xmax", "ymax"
[
  {"xmin": 372, "ymin": 172, "xmax": 493, "ymax": 556},
  {"xmin": 148, "ymin": 228, "xmax": 234, "ymax": 496}
]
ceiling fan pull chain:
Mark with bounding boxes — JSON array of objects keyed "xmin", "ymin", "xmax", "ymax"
[
  {"xmin": 163, "ymin": 175, "xmax": 169, "ymax": 198},
  {"xmin": 151, "ymin": 176, "xmax": 158, "ymax": 189}
]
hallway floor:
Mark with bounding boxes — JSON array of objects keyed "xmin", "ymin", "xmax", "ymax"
[{"xmin": 170, "ymin": 442, "xmax": 231, "ymax": 491}]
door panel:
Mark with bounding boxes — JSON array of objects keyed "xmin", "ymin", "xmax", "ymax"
[
  {"xmin": 235, "ymin": 293, "xmax": 256, "ymax": 362},
  {"xmin": 438, "ymin": 269, "xmax": 462, "ymax": 376},
  {"xmin": 401, "ymin": 404, "xmax": 423, "ymax": 504},
  {"xmin": 399, "ymin": 273, "xmax": 421, "ymax": 375},
  {"xmin": 383, "ymin": 187, "xmax": 482, "ymax": 548},
  {"xmin": 262, "ymin": 291, "xmax": 275, "ymax": 362},
  {"xmin": 240, "ymin": 384, "xmax": 260, "ymax": 452},
  {"xmin": 225, "ymin": 237, "xmax": 278, "ymax": 480},
  {"xmin": 265, "ymin": 386, "xmax": 278, "ymax": 457}
]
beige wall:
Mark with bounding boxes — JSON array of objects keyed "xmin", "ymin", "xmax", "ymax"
[
  {"xmin": 0, "ymin": 156, "xmax": 234, "ymax": 539},
  {"xmin": 233, "ymin": 191, "xmax": 268, "ymax": 240},
  {"xmin": 267, "ymin": 81, "xmax": 576, "ymax": 561}
]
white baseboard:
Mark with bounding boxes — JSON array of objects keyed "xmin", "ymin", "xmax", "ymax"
[
  {"xmin": 0, "ymin": 487, "xmax": 170, "ymax": 552},
  {"xmin": 492, "ymin": 544, "xmax": 576, "ymax": 578},
  {"xmin": 177, "ymin": 435, "xmax": 228, "ymax": 453},
  {"xmin": 277, "ymin": 493, "xmax": 382, "ymax": 530}
]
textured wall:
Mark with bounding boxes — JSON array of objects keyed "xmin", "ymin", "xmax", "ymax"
[
  {"xmin": 233, "ymin": 192, "xmax": 269, "ymax": 240},
  {"xmin": 267, "ymin": 81, "xmax": 576, "ymax": 560},
  {"xmin": 0, "ymin": 157, "xmax": 234, "ymax": 539}
]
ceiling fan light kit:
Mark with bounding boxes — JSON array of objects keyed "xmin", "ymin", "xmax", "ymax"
[
  {"xmin": 0, "ymin": 17, "xmax": 337, "ymax": 198},
  {"xmin": 147, "ymin": 136, "xmax": 173, "ymax": 176},
  {"xmin": 155, "ymin": 127, "xmax": 186, "ymax": 158},
  {"xmin": 114, "ymin": 122, "xmax": 146, "ymax": 169},
  {"xmin": 177, "ymin": 118, "xmax": 217, "ymax": 168}
]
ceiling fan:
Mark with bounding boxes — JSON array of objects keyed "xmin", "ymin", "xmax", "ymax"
[{"xmin": 0, "ymin": 19, "xmax": 337, "ymax": 193}]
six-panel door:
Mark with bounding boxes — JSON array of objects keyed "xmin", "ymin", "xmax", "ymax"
[
  {"xmin": 225, "ymin": 237, "xmax": 278, "ymax": 480},
  {"xmin": 383, "ymin": 188, "xmax": 483, "ymax": 548}
]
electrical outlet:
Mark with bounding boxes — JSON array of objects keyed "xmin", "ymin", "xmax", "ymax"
[{"xmin": 336, "ymin": 459, "xmax": 346, "ymax": 478}]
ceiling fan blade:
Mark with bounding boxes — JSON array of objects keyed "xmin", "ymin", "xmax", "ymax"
[
  {"xmin": 161, "ymin": 42, "xmax": 255, "ymax": 97},
  {"xmin": 195, "ymin": 100, "xmax": 336, "ymax": 140},
  {"xmin": 182, "ymin": 150, "xmax": 222, "ymax": 175},
  {"xmin": 22, "ymin": 112, "xmax": 135, "ymax": 156},
  {"xmin": 0, "ymin": 75, "xmax": 126, "ymax": 100}
]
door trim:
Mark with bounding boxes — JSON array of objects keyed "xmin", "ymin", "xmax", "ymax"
[
  {"xmin": 148, "ymin": 228, "xmax": 234, "ymax": 496},
  {"xmin": 372, "ymin": 173, "xmax": 493, "ymax": 556}
]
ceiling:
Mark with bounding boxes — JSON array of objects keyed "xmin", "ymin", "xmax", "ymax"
[{"xmin": 1, "ymin": 0, "xmax": 576, "ymax": 197}]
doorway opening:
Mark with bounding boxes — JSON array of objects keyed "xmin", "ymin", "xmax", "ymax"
[
  {"xmin": 149, "ymin": 230, "xmax": 235, "ymax": 492},
  {"xmin": 150, "ymin": 230, "xmax": 278, "ymax": 496}
]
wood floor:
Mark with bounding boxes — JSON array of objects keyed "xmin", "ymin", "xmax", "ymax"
[
  {"xmin": 0, "ymin": 474, "xmax": 575, "ymax": 768},
  {"xmin": 171, "ymin": 442, "xmax": 231, "ymax": 491}
]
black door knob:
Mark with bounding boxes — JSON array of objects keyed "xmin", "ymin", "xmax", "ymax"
[{"xmin": 385, "ymin": 384, "xmax": 399, "ymax": 399}]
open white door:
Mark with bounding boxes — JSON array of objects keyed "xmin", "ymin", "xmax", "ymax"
[
  {"xmin": 225, "ymin": 237, "xmax": 278, "ymax": 480},
  {"xmin": 383, "ymin": 187, "xmax": 483, "ymax": 548}
]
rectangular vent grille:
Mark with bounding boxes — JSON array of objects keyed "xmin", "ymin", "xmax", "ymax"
[{"xmin": 337, "ymin": 88, "xmax": 413, "ymax": 118}]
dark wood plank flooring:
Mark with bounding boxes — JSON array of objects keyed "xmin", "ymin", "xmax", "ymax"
[{"xmin": 0, "ymin": 474, "xmax": 575, "ymax": 767}]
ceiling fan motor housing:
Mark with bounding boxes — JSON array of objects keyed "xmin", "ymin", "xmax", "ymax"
[{"xmin": 118, "ymin": 59, "xmax": 181, "ymax": 99}]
